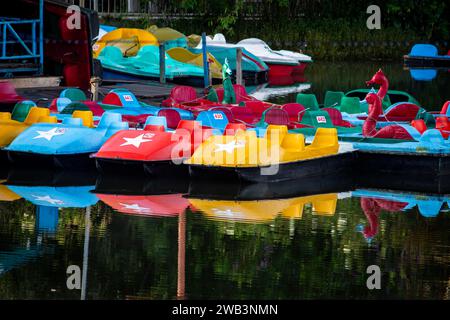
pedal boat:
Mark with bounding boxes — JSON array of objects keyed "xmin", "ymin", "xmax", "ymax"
[
  {"xmin": 0, "ymin": 102, "xmax": 57, "ymax": 149},
  {"xmin": 5, "ymin": 112, "xmax": 128, "ymax": 168},
  {"xmin": 185, "ymin": 126, "xmax": 355, "ymax": 183},
  {"xmin": 94, "ymin": 114, "xmax": 243, "ymax": 176}
]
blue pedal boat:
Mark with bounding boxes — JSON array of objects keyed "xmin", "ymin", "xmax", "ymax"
[
  {"xmin": 404, "ymin": 44, "xmax": 450, "ymax": 68},
  {"xmin": 5, "ymin": 112, "xmax": 129, "ymax": 168}
]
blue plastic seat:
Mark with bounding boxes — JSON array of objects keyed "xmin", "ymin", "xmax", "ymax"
[
  {"xmin": 409, "ymin": 44, "xmax": 438, "ymax": 57},
  {"xmin": 196, "ymin": 110, "xmax": 229, "ymax": 132},
  {"xmin": 97, "ymin": 112, "xmax": 122, "ymax": 129},
  {"xmin": 144, "ymin": 116, "xmax": 168, "ymax": 130}
]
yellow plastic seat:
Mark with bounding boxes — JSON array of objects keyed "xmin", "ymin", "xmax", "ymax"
[
  {"xmin": 0, "ymin": 112, "xmax": 12, "ymax": 120},
  {"xmin": 23, "ymin": 107, "xmax": 51, "ymax": 125},
  {"xmin": 73, "ymin": 110, "xmax": 94, "ymax": 128},
  {"xmin": 38, "ymin": 115, "xmax": 58, "ymax": 123}
]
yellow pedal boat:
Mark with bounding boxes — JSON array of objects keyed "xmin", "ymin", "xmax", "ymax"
[
  {"xmin": 0, "ymin": 102, "xmax": 57, "ymax": 148},
  {"xmin": 185, "ymin": 126, "xmax": 353, "ymax": 182}
]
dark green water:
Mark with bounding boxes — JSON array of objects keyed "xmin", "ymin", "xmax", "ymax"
[{"xmin": 0, "ymin": 62, "xmax": 449, "ymax": 300}]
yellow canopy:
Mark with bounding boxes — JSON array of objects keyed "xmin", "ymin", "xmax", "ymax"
[
  {"xmin": 93, "ymin": 28, "xmax": 158, "ymax": 58},
  {"xmin": 167, "ymin": 47, "xmax": 222, "ymax": 79},
  {"xmin": 148, "ymin": 25, "xmax": 186, "ymax": 42}
]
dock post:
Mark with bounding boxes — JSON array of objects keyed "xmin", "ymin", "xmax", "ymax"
[
  {"xmin": 236, "ymin": 47, "xmax": 243, "ymax": 85},
  {"xmin": 159, "ymin": 42, "xmax": 166, "ymax": 84},
  {"xmin": 201, "ymin": 32, "xmax": 210, "ymax": 88},
  {"xmin": 90, "ymin": 77, "xmax": 101, "ymax": 101}
]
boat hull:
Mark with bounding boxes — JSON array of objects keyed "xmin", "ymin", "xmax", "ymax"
[
  {"xmin": 357, "ymin": 150, "xmax": 450, "ymax": 177},
  {"xmin": 188, "ymin": 152, "xmax": 356, "ymax": 183},
  {"xmin": 266, "ymin": 63, "xmax": 296, "ymax": 85},
  {"xmin": 95, "ymin": 157, "xmax": 189, "ymax": 177},
  {"xmin": 7, "ymin": 151, "xmax": 95, "ymax": 169},
  {"xmin": 404, "ymin": 55, "xmax": 450, "ymax": 68}
]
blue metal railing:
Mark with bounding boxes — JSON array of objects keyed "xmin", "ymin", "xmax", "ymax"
[{"xmin": 0, "ymin": 0, "xmax": 43, "ymax": 75}]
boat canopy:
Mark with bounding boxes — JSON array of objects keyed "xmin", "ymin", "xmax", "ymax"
[
  {"xmin": 148, "ymin": 25, "xmax": 187, "ymax": 49},
  {"xmin": 93, "ymin": 28, "xmax": 158, "ymax": 57}
]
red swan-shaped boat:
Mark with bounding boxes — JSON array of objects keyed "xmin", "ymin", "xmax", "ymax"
[{"xmin": 363, "ymin": 69, "xmax": 415, "ymax": 140}]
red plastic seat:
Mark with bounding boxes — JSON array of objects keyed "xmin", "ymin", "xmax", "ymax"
[
  {"xmin": 224, "ymin": 123, "xmax": 246, "ymax": 135},
  {"xmin": 244, "ymin": 100, "xmax": 267, "ymax": 115},
  {"xmin": 411, "ymin": 119, "xmax": 427, "ymax": 134},
  {"xmin": 157, "ymin": 109, "xmax": 181, "ymax": 129},
  {"xmin": 281, "ymin": 103, "xmax": 306, "ymax": 122},
  {"xmin": 230, "ymin": 106, "xmax": 258, "ymax": 124},
  {"xmin": 322, "ymin": 107, "xmax": 353, "ymax": 127},
  {"xmin": 439, "ymin": 101, "xmax": 450, "ymax": 115},
  {"xmin": 384, "ymin": 103, "xmax": 420, "ymax": 121},
  {"xmin": 435, "ymin": 116, "xmax": 450, "ymax": 138},
  {"xmin": 264, "ymin": 108, "xmax": 290, "ymax": 126},
  {"xmin": 162, "ymin": 86, "xmax": 197, "ymax": 106},
  {"xmin": 233, "ymin": 84, "xmax": 248, "ymax": 103}
]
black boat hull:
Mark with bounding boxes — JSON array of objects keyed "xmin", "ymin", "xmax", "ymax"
[
  {"xmin": 7, "ymin": 151, "xmax": 95, "ymax": 169},
  {"xmin": 95, "ymin": 157, "xmax": 189, "ymax": 177},
  {"xmin": 188, "ymin": 152, "xmax": 357, "ymax": 183},
  {"xmin": 404, "ymin": 55, "xmax": 450, "ymax": 68}
]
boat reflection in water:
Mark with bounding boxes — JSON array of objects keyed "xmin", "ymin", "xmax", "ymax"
[
  {"xmin": 189, "ymin": 193, "xmax": 338, "ymax": 223},
  {"xmin": 353, "ymin": 188, "xmax": 449, "ymax": 242}
]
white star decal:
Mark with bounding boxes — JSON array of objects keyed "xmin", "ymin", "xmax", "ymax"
[
  {"xmin": 214, "ymin": 140, "xmax": 245, "ymax": 154},
  {"xmin": 33, "ymin": 128, "xmax": 65, "ymax": 141},
  {"xmin": 120, "ymin": 133, "xmax": 153, "ymax": 148},
  {"xmin": 32, "ymin": 195, "xmax": 64, "ymax": 205},
  {"xmin": 119, "ymin": 203, "xmax": 151, "ymax": 213}
]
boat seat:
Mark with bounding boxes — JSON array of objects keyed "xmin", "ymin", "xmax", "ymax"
[
  {"xmin": 243, "ymin": 100, "xmax": 267, "ymax": 115},
  {"xmin": 409, "ymin": 44, "xmax": 438, "ymax": 57},
  {"xmin": 23, "ymin": 107, "xmax": 51, "ymax": 125},
  {"xmin": 49, "ymin": 97, "xmax": 72, "ymax": 113},
  {"xmin": 224, "ymin": 123, "xmax": 246, "ymax": 135},
  {"xmin": 324, "ymin": 91, "xmax": 344, "ymax": 108},
  {"xmin": 60, "ymin": 88, "xmax": 87, "ymax": 102},
  {"xmin": 144, "ymin": 116, "xmax": 168, "ymax": 131},
  {"xmin": 265, "ymin": 125, "xmax": 288, "ymax": 144},
  {"xmin": 209, "ymin": 107, "xmax": 234, "ymax": 122},
  {"xmin": 280, "ymin": 103, "xmax": 306, "ymax": 122},
  {"xmin": 322, "ymin": 108, "xmax": 353, "ymax": 127},
  {"xmin": 260, "ymin": 108, "xmax": 290, "ymax": 127},
  {"xmin": 157, "ymin": 108, "xmax": 181, "ymax": 129},
  {"xmin": 97, "ymin": 112, "xmax": 122, "ymax": 129},
  {"xmin": 73, "ymin": 110, "xmax": 94, "ymax": 127},
  {"xmin": 339, "ymin": 97, "xmax": 361, "ymax": 114},
  {"xmin": 207, "ymin": 88, "xmax": 220, "ymax": 102},
  {"xmin": 233, "ymin": 84, "xmax": 248, "ymax": 104},
  {"xmin": 11, "ymin": 100, "xmax": 37, "ymax": 122},
  {"xmin": 296, "ymin": 93, "xmax": 319, "ymax": 111},
  {"xmin": 229, "ymin": 106, "xmax": 257, "ymax": 124},
  {"xmin": 309, "ymin": 128, "xmax": 339, "ymax": 149},
  {"xmin": 0, "ymin": 81, "xmax": 23, "ymax": 104},
  {"xmin": 411, "ymin": 119, "xmax": 427, "ymax": 134},
  {"xmin": 300, "ymin": 110, "xmax": 334, "ymax": 128},
  {"xmin": 38, "ymin": 115, "xmax": 58, "ymax": 123},
  {"xmin": 60, "ymin": 102, "xmax": 91, "ymax": 115},
  {"xmin": 435, "ymin": 116, "xmax": 450, "ymax": 138},
  {"xmin": 102, "ymin": 89, "xmax": 140, "ymax": 108},
  {"xmin": 384, "ymin": 102, "xmax": 420, "ymax": 121},
  {"xmin": 0, "ymin": 112, "xmax": 12, "ymax": 120},
  {"xmin": 169, "ymin": 85, "xmax": 197, "ymax": 103},
  {"xmin": 196, "ymin": 110, "xmax": 229, "ymax": 132},
  {"xmin": 281, "ymin": 132, "xmax": 305, "ymax": 152},
  {"xmin": 175, "ymin": 120, "xmax": 202, "ymax": 136},
  {"xmin": 439, "ymin": 101, "xmax": 450, "ymax": 116}
]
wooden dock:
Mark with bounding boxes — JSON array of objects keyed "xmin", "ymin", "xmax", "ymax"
[{"xmin": 16, "ymin": 80, "xmax": 200, "ymax": 106}]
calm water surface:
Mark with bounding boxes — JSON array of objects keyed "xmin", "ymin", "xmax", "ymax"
[{"xmin": 0, "ymin": 62, "xmax": 449, "ymax": 300}]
